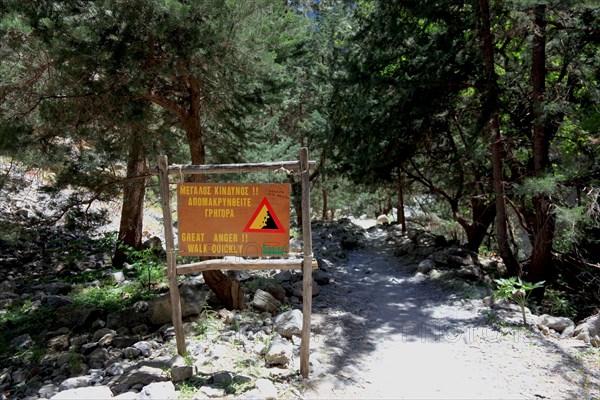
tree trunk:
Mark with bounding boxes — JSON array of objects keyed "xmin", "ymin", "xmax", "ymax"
[
  {"xmin": 476, "ymin": 0, "xmax": 520, "ymax": 276},
  {"xmin": 113, "ymin": 133, "xmax": 146, "ymax": 268},
  {"xmin": 465, "ymin": 197, "xmax": 496, "ymax": 252},
  {"xmin": 528, "ymin": 4, "xmax": 555, "ymax": 285},
  {"xmin": 397, "ymin": 170, "xmax": 406, "ymax": 234},
  {"xmin": 322, "ymin": 188, "xmax": 328, "ymax": 220},
  {"xmin": 180, "ymin": 81, "xmax": 244, "ymax": 310}
]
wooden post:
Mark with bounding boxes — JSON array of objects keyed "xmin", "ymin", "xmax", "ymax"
[
  {"xmin": 158, "ymin": 155, "xmax": 186, "ymax": 356},
  {"xmin": 299, "ymin": 147, "xmax": 313, "ymax": 379}
]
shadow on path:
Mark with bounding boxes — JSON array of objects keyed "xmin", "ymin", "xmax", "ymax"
[{"xmin": 308, "ymin": 228, "xmax": 599, "ymax": 399}]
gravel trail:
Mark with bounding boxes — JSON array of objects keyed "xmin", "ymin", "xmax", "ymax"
[{"xmin": 302, "ymin": 228, "xmax": 599, "ymax": 399}]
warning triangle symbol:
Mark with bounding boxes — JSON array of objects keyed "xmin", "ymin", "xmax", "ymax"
[{"xmin": 243, "ymin": 197, "xmax": 286, "ymax": 233}]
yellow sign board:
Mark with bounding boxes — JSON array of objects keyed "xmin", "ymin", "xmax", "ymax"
[{"xmin": 177, "ymin": 183, "xmax": 290, "ymax": 257}]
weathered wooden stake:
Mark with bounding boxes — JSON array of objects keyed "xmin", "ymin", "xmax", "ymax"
[
  {"xmin": 158, "ymin": 155, "xmax": 186, "ymax": 356},
  {"xmin": 300, "ymin": 147, "xmax": 313, "ymax": 379}
]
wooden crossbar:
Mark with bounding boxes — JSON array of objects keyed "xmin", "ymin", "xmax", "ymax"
[
  {"xmin": 156, "ymin": 160, "xmax": 316, "ymax": 176},
  {"xmin": 176, "ymin": 258, "xmax": 318, "ymax": 275}
]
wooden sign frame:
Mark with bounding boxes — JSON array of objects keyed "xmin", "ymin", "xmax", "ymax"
[{"xmin": 156, "ymin": 148, "xmax": 316, "ymax": 378}]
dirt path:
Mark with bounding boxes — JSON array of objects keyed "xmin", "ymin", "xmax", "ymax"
[{"xmin": 301, "ymin": 228, "xmax": 599, "ymax": 399}]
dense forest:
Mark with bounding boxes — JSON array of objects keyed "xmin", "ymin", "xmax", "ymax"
[{"xmin": 1, "ymin": 0, "xmax": 599, "ymax": 313}]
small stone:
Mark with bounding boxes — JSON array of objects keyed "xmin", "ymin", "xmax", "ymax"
[
  {"xmin": 417, "ymin": 259, "xmax": 436, "ymax": 273},
  {"xmin": 292, "ymin": 280, "xmax": 320, "ymax": 299},
  {"xmin": 111, "ymin": 335, "xmax": 138, "ymax": 348},
  {"xmin": 255, "ymin": 378, "xmax": 278, "ymax": 400},
  {"xmin": 113, "ymin": 365, "xmax": 166, "ymax": 388},
  {"xmin": 212, "ymin": 371, "xmax": 233, "ymax": 386},
  {"xmin": 92, "ymin": 328, "xmax": 116, "ymax": 342},
  {"xmin": 123, "ymin": 346, "xmax": 142, "ymax": 359},
  {"xmin": 38, "ymin": 383, "xmax": 58, "ymax": 399},
  {"xmin": 112, "ymin": 271, "xmax": 126, "ymax": 283},
  {"xmin": 98, "ymin": 333, "xmax": 116, "ymax": 347},
  {"xmin": 69, "ymin": 334, "xmax": 89, "ymax": 347},
  {"xmin": 170, "ymin": 355, "xmax": 193, "ymax": 382},
  {"xmin": 233, "ymin": 374, "xmax": 252, "ymax": 384},
  {"xmin": 137, "ymin": 381, "xmax": 177, "ymax": 400},
  {"xmin": 133, "ymin": 341, "xmax": 153, "ymax": 357},
  {"xmin": 560, "ymin": 325, "xmax": 575, "ymax": 339},
  {"xmin": 133, "ymin": 300, "xmax": 149, "ymax": 312},
  {"xmin": 106, "ymin": 362, "xmax": 125, "ymax": 376},
  {"xmin": 274, "ymin": 309, "xmax": 303, "ymax": 339},
  {"xmin": 58, "ymin": 375, "xmax": 91, "ymax": 391},
  {"xmin": 266, "ymin": 284, "xmax": 286, "ymax": 302},
  {"xmin": 91, "ymin": 319, "xmax": 105, "ymax": 330},
  {"xmin": 537, "ymin": 314, "xmax": 575, "ymax": 333},
  {"xmin": 47, "ymin": 334, "xmax": 70, "ymax": 351},
  {"xmin": 199, "ymin": 385, "xmax": 226, "ymax": 398},
  {"xmin": 251, "ymin": 289, "xmax": 281, "ymax": 312},
  {"xmin": 11, "ymin": 333, "xmax": 34, "ymax": 350},
  {"xmin": 265, "ymin": 337, "xmax": 293, "ymax": 366},
  {"xmin": 80, "ymin": 342, "xmax": 99, "ymax": 355},
  {"xmin": 576, "ymin": 330, "xmax": 590, "ymax": 344},
  {"xmin": 49, "ymin": 385, "xmax": 113, "ymax": 400},
  {"xmin": 87, "ymin": 347, "xmax": 109, "ymax": 369}
]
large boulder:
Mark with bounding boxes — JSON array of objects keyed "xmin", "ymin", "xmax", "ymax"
[
  {"xmin": 574, "ymin": 312, "xmax": 600, "ymax": 346},
  {"xmin": 147, "ymin": 284, "xmax": 209, "ymax": 326}
]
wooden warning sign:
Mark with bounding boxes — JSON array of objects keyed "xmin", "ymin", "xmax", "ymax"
[{"xmin": 177, "ymin": 183, "xmax": 290, "ymax": 257}]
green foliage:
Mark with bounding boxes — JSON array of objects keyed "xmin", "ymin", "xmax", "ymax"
[
  {"xmin": 193, "ymin": 309, "xmax": 221, "ymax": 339},
  {"xmin": 543, "ymin": 288, "xmax": 576, "ymax": 319},
  {"xmin": 494, "ymin": 277, "xmax": 545, "ymax": 325},
  {"xmin": 224, "ymin": 379, "xmax": 256, "ymax": 396},
  {"xmin": 70, "ymin": 281, "xmax": 156, "ymax": 313},
  {"xmin": 513, "ymin": 176, "xmax": 558, "ymax": 198},
  {"xmin": 0, "ymin": 301, "xmax": 53, "ymax": 363},
  {"xmin": 553, "ymin": 205, "xmax": 588, "ymax": 253},
  {"xmin": 120, "ymin": 244, "xmax": 167, "ymax": 292}
]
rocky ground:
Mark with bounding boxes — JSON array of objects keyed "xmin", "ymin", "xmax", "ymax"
[
  {"xmin": 0, "ymin": 170, "xmax": 598, "ymax": 399},
  {"xmin": 0, "ymin": 216, "xmax": 598, "ymax": 399}
]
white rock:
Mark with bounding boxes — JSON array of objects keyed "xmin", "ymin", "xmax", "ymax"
[
  {"xmin": 58, "ymin": 376, "xmax": 92, "ymax": 391},
  {"xmin": 199, "ymin": 385, "xmax": 226, "ymax": 398},
  {"xmin": 112, "ymin": 271, "xmax": 126, "ymax": 283},
  {"xmin": 38, "ymin": 383, "xmax": 59, "ymax": 399},
  {"xmin": 274, "ymin": 310, "xmax": 303, "ymax": 339},
  {"xmin": 113, "ymin": 393, "xmax": 138, "ymax": 400},
  {"xmin": 579, "ymin": 313, "xmax": 600, "ymax": 337},
  {"xmin": 265, "ymin": 337, "xmax": 293, "ymax": 366},
  {"xmin": 50, "ymin": 386, "xmax": 113, "ymax": 400},
  {"xmin": 537, "ymin": 314, "xmax": 574, "ymax": 333},
  {"xmin": 417, "ymin": 259, "xmax": 435, "ymax": 273},
  {"xmin": 376, "ymin": 215, "xmax": 389, "ymax": 224},
  {"xmin": 255, "ymin": 378, "xmax": 278, "ymax": 400},
  {"xmin": 133, "ymin": 341, "xmax": 153, "ymax": 357},
  {"xmin": 137, "ymin": 381, "xmax": 177, "ymax": 400}
]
